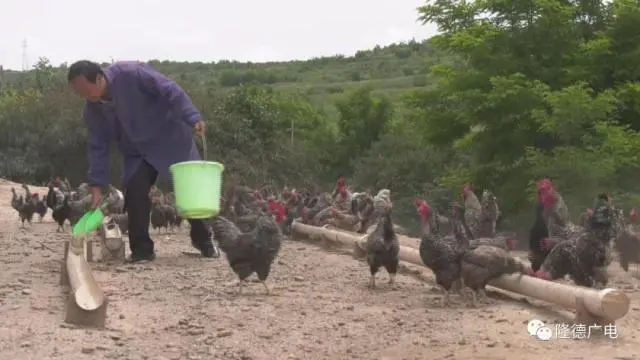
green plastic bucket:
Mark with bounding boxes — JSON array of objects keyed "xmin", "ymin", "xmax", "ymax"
[
  {"xmin": 72, "ymin": 208, "xmax": 105, "ymax": 237},
  {"xmin": 170, "ymin": 136, "xmax": 224, "ymax": 219}
]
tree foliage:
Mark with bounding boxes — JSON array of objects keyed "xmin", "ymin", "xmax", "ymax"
[{"xmin": 2, "ymin": 0, "xmax": 640, "ymax": 235}]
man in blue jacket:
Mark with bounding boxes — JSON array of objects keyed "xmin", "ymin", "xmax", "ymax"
[{"xmin": 67, "ymin": 60, "xmax": 219, "ymax": 263}]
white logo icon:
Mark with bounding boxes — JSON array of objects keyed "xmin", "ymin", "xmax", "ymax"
[
  {"xmin": 527, "ymin": 319, "xmax": 545, "ymax": 336},
  {"xmin": 535, "ymin": 326, "xmax": 553, "ymax": 341}
]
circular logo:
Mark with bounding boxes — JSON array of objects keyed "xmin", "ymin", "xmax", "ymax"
[
  {"xmin": 536, "ymin": 326, "xmax": 553, "ymax": 341},
  {"xmin": 527, "ymin": 319, "xmax": 545, "ymax": 336}
]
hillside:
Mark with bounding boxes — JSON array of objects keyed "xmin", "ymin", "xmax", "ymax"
[{"xmin": 0, "ymin": 39, "xmax": 452, "ymax": 111}]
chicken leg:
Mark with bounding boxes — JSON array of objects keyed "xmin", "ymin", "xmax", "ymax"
[
  {"xmin": 368, "ymin": 275, "xmax": 376, "ymax": 289},
  {"xmin": 235, "ymin": 280, "xmax": 245, "ymax": 295},
  {"xmin": 440, "ymin": 289, "xmax": 450, "ymax": 307},
  {"xmin": 261, "ymin": 281, "xmax": 272, "ymax": 295}
]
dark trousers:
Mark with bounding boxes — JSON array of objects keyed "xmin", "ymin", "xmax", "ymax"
[{"xmin": 125, "ymin": 160, "xmax": 212, "ymax": 255}]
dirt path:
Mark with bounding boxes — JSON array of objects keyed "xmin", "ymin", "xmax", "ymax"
[{"xmin": 0, "ymin": 179, "xmax": 638, "ymax": 360}]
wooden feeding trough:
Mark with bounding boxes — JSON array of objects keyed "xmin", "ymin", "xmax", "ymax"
[{"xmin": 291, "ymin": 222, "xmax": 630, "ymax": 325}]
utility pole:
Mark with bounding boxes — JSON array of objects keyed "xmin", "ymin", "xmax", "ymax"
[
  {"xmin": 290, "ymin": 118, "xmax": 294, "ymax": 147},
  {"xmin": 21, "ymin": 39, "xmax": 29, "ymax": 71}
]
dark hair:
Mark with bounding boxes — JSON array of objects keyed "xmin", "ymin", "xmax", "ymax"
[{"xmin": 67, "ymin": 60, "xmax": 104, "ymax": 83}]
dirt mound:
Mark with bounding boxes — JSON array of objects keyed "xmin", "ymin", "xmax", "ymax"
[{"xmin": 0, "ymin": 179, "xmax": 638, "ymax": 359}]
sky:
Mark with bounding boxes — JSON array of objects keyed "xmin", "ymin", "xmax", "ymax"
[{"xmin": 0, "ymin": 0, "xmax": 438, "ymax": 70}]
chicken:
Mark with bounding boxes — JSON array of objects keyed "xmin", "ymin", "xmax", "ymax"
[
  {"xmin": 303, "ymin": 192, "xmax": 333, "ymax": 224},
  {"xmin": 462, "ymin": 184, "xmax": 483, "ymax": 239},
  {"xmin": 417, "ymin": 200, "xmax": 466, "ymax": 306},
  {"xmin": 331, "ymin": 177, "xmax": 352, "ymax": 210},
  {"xmin": 150, "ymin": 198, "xmax": 168, "ymax": 233},
  {"xmin": 373, "ymin": 189, "xmax": 392, "ymax": 216},
  {"xmin": 111, "ymin": 213, "xmax": 129, "ymax": 234},
  {"xmin": 104, "ymin": 185, "xmax": 125, "ymax": 215},
  {"xmin": 468, "ymin": 236, "xmax": 517, "ymax": 251},
  {"xmin": 535, "ymin": 194, "xmax": 614, "ymax": 288},
  {"xmin": 578, "ymin": 208, "xmax": 593, "ymax": 228},
  {"xmin": 328, "ymin": 207, "xmax": 361, "ymax": 232},
  {"xmin": 310, "ymin": 205, "xmax": 335, "ymax": 226},
  {"xmin": 537, "ymin": 178, "xmax": 581, "ymax": 240},
  {"xmin": 479, "ymin": 189, "xmax": 500, "ymax": 237},
  {"xmin": 12, "ymin": 186, "xmax": 37, "ymax": 227},
  {"xmin": 615, "ymin": 209, "xmax": 640, "ymax": 272},
  {"xmin": 163, "ymin": 204, "xmax": 178, "ymax": 232},
  {"xmin": 365, "ymin": 207, "xmax": 399, "ymax": 288},
  {"xmin": 209, "ymin": 214, "xmax": 282, "ymax": 295},
  {"xmin": 527, "ymin": 201, "xmax": 550, "ymax": 272},
  {"xmin": 351, "ymin": 191, "xmax": 375, "ymax": 233},
  {"xmin": 66, "ymin": 194, "xmax": 92, "ymax": 226},
  {"xmin": 10, "ymin": 188, "xmax": 22, "ymax": 214},
  {"xmin": 34, "ymin": 194, "xmax": 47, "ymax": 222},
  {"xmin": 461, "ymin": 245, "xmax": 529, "ymax": 306},
  {"xmin": 46, "ymin": 185, "xmax": 70, "ymax": 232}
]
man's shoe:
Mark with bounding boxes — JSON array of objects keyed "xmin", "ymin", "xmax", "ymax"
[
  {"xmin": 192, "ymin": 241, "xmax": 220, "ymax": 258},
  {"xmin": 201, "ymin": 243, "xmax": 221, "ymax": 258},
  {"xmin": 125, "ymin": 252, "xmax": 156, "ymax": 263}
]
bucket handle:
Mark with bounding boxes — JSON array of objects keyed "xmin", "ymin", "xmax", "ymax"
[{"xmin": 200, "ymin": 134, "xmax": 207, "ymax": 161}]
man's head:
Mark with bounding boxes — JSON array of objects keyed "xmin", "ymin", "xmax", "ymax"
[{"xmin": 67, "ymin": 60, "xmax": 107, "ymax": 102}]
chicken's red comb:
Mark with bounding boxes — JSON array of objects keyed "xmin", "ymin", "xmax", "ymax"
[
  {"xmin": 586, "ymin": 208, "xmax": 594, "ymax": 216},
  {"xmin": 536, "ymin": 178, "xmax": 553, "ymax": 191}
]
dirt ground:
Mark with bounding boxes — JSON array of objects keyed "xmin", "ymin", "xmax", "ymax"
[{"xmin": 0, "ymin": 179, "xmax": 638, "ymax": 360}]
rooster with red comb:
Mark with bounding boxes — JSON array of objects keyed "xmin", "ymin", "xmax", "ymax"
[{"xmin": 534, "ymin": 193, "xmax": 615, "ymax": 288}]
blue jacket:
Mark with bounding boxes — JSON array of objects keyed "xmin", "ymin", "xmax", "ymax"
[{"xmin": 84, "ymin": 61, "xmax": 201, "ymax": 186}]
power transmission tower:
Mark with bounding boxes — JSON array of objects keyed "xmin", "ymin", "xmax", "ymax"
[{"xmin": 21, "ymin": 39, "xmax": 29, "ymax": 71}]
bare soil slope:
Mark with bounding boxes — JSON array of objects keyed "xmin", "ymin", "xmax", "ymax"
[{"xmin": 0, "ymin": 179, "xmax": 637, "ymax": 360}]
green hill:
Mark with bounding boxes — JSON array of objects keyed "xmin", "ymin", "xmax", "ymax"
[{"xmin": 1, "ymin": 39, "xmax": 451, "ymax": 113}]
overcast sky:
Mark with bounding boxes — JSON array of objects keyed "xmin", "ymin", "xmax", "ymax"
[{"xmin": 0, "ymin": 0, "xmax": 437, "ymax": 70}]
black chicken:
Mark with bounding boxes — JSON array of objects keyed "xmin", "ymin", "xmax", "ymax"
[
  {"xmin": 364, "ymin": 207, "xmax": 399, "ymax": 288},
  {"xmin": 47, "ymin": 185, "xmax": 70, "ymax": 232},
  {"xmin": 209, "ymin": 214, "xmax": 282, "ymax": 295},
  {"xmin": 11, "ymin": 186, "xmax": 37, "ymax": 227},
  {"xmin": 535, "ymin": 194, "xmax": 614, "ymax": 288},
  {"xmin": 150, "ymin": 199, "xmax": 167, "ymax": 233},
  {"xmin": 417, "ymin": 200, "xmax": 467, "ymax": 306},
  {"xmin": 527, "ymin": 202, "xmax": 550, "ymax": 272},
  {"xmin": 34, "ymin": 193, "xmax": 47, "ymax": 222}
]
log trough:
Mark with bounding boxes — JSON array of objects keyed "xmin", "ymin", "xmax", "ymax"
[
  {"xmin": 291, "ymin": 222, "xmax": 630, "ymax": 325},
  {"xmin": 60, "ymin": 231, "xmax": 108, "ymax": 327}
]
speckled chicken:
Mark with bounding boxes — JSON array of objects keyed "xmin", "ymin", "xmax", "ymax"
[
  {"xmin": 535, "ymin": 194, "xmax": 614, "ymax": 288},
  {"xmin": 468, "ymin": 235, "xmax": 517, "ymax": 251},
  {"xmin": 462, "ymin": 184, "xmax": 483, "ymax": 239},
  {"xmin": 209, "ymin": 214, "xmax": 282, "ymax": 295},
  {"xmin": 111, "ymin": 213, "xmax": 129, "ymax": 234},
  {"xmin": 479, "ymin": 189, "xmax": 500, "ymax": 237},
  {"xmin": 351, "ymin": 191, "xmax": 375, "ymax": 233},
  {"xmin": 365, "ymin": 207, "xmax": 399, "ymax": 288},
  {"xmin": 461, "ymin": 245, "xmax": 529, "ymax": 306},
  {"xmin": 417, "ymin": 200, "xmax": 467, "ymax": 306}
]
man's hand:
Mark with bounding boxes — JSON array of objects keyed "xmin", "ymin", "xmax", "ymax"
[
  {"xmin": 89, "ymin": 186, "xmax": 104, "ymax": 210},
  {"xmin": 193, "ymin": 121, "xmax": 205, "ymax": 137}
]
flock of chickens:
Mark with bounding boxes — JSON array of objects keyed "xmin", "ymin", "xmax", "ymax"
[{"xmin": 8, "ymin": 175, "xmax": 640, "ymax": 306}]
